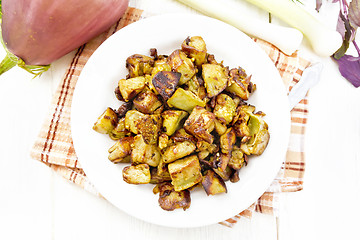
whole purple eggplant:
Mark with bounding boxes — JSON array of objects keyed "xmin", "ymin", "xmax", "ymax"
[{"xmin": 0, "ymin": 0, "xmax": 129, "ymax": 75}]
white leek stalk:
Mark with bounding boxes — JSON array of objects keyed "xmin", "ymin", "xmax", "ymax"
[
  {"xmin": 176, "ymin": 0, "xmax": 303, "ymax": 56},
  {"xmin": 242, "ymin": 0, "xmax": 343, "ymax": 56}
]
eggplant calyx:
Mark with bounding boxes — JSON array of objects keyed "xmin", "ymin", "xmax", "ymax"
[
  {"xmin": 0, "ymin": 50, "xmax": 50, "ymax": 77},
  {"xmin": 17, "ymin": 59, "xmax": 50, "ymax": 77}
]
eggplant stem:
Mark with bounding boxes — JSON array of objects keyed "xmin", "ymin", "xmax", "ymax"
[{"xmin": 0, "ymin": 52, "xmax": 17, "ymax": 75}]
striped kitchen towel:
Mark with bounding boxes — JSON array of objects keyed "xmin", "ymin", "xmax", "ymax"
[{"xmin": 30, "ymin": 7, "xmax": 311, "ymax": 227}]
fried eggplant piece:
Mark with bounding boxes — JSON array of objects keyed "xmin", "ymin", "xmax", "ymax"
[
  {"xmin": 207, "ymin": 54, "xmax": 218, "ymax": 64},
  {"xmin": 116, "ymin": 102, "xmax": 132, "ymax": 118},
  {"xmin": 228, "ymin": 146, "xmax": 246, "ymax": 170},
  {"xmin": 202, "ymin": 169, "xmax": 227, "ymax": 195},
  {"xmin": 171, "ymin": 128, "xmax": 197, "ymax": 143},
  {"xmin": 118, "ymin": 76, "xmax": 146, "ymax": 102},
  {"xmin": 167, "ymin": 49, "xmax": 196, "ymax": 85},
  {"xmin": 158, "ymin": 133, "xmax": 169, "ymax": 150},
  {"xmin": 232, "ymin": 95, "xmax": 243, "ymax": 107},
  {"xmin": 184, "ymin": 106, "xmax": 215, "ymax": 143},
  {"xmin": 150, "ymin": 48, "xmax": 158, "ymax": 58},
  {"xmin": 184, "ymin": 75, "xmax": 207, "ymax": 101},
  {"xmin": 198, "ymin": 151, "xmax": 210, "ymax": 161},
  {"xmin": 131, "ymin": 135, "xmax": 161, "ymax": 167},
  {"xmin": 124, "ymin": 110, "xmax": 146, "ymax": 135},
  {"xmin": 196, "ymin": 141, "xmax": 219, "ymax": 160},
  {"xmin": 234, "ymin": 105, "xmax": 270, "ymax": 155},
  {"xmin": 151, "ymin": 151, "xmax": 171, "ymax": 183},
  {"xmin": 108, "ymin": 136, "xmax": 134, "ymax": 163},
  {"xmin": 181, "ymin": 36, "xmax": 207, "ymax": 67},
  {"xmin": 93, "ymin": 107, "xmax": 118, "ymax": 134},
  {"xmin": 109, "ymin": 118, "xmax": 130, "ymax": 140},
  {"xmin": 214, "ymin": 118, "xmax": 227, "ymax": 136},
  {"xmin": 168, "ymin": 155, "xmax": 202, "ymax": 191},
  {"xmin": 133, "ymin": 90, "xmax": 163, "ymax": 114},
  {"xmin": 232, "ymin": 104, "xmax": 255, "ymax": 141},
  {"xmin": 155, "ymin": 182, "xmax": 191, "ymax": 211},
  {"xmin": 219, "ymin": 128, "xmax": 236, "ymax": 154},
  {"xmin": 212, "ymin": 152, "xmax": 231, "ymax": 172},
  {"xmin": 240, "ymin": 124, "xmax": 270, "ymax": 155},
  {"xmin": 152, "ymin": 71, "xmax": 181, "ymax": 100},
  {"xmin": 184, "ymin": 75, "xmax": 201, "ymax": 96},
  {"xmin": 167, "ymin": 88, "xmax": 205, "ymax": 113},
  {"xmin": 213, "ymin": 165, "xmax": 233, "ymax": 181},
  {"xmin": 151, "ymin": 59, "xmax": 172, "ymax": 77},
  {"xmin": 114, "ymin": 86, "xmax": 124, "ymax": 101},
  {"xmin": 161, "ymin": 110, "xmax": 188, "ymax": 136},
  {"xmin": 213, "ymin": 94, "xmax": 236, "ymax": 125},
  {"xmin": 196, "ymin": 141, "xmax": 219, "ymax": 153},
  {"xmin": 144, "ymin": 74, "xmax": 158, "ymax": 95},
  {"xmin": 233, "ymin": 104, "xmax": 256, "ymax": 123},
  {"xmin": 225, "ymin": 67, "xmax": 253, "ymax": 100},
  {"xmin": 156, "ymin": 157, "xmax": 170, "ymax": 177},
  {"xmin": 124, "ymin": 109, "xmax": 162, "ymax": 144},
  {"xmin": 201, "ymin": 64, "xmax": 228, "ymax": 98},
  {"xmin": 162, "ymin": 141, "xmax": 196, "ymax": 164},
  {"xmin": 135, "ymin": 114, "xmax": 162, "ymax": 145},
  {"xmin": 126, "ymin": 54, "xmax": 154, "ymax": 78},
  {"xmin": 150, "ymin": 166, "xmax": 172, "ymax": 184},
  {"xmin": 122, "ymin": 163, "xmax": 151, "ymax": 184},
  {"xmin": 230, "ymin": 170, "xmax": 240, "ymax": 183}
]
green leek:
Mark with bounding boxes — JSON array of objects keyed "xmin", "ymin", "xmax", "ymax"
[{"xmin": 242, "ymin": 0, "xmax": 342, "ymax": 56}]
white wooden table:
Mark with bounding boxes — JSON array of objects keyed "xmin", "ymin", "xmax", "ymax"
[{"xmin": 0, "ymin": 0, "xmax": 359, "ymax": 239}]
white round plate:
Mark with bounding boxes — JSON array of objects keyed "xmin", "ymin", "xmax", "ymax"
[{"xmin": 71, "ymin": 14, "xmax": 290, "ymax": 228}]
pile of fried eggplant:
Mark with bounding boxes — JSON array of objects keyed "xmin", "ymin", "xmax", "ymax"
[{"xmin": 93, "ymin": 36, "xmax": 270, "ymax": 211}]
